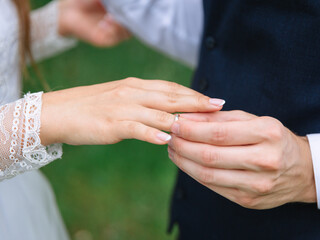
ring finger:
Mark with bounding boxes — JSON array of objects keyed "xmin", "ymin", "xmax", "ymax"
[{"xmin": 116, "ymin": 105, "xmax": 176, "ymax": 132}]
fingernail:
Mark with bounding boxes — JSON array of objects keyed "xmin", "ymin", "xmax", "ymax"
[
  {"xmin": 157, "ymin": 132, "xmax": 172, "ymax": 142},
  {"xmin": 209, "ymin": 98, "xmax": 226, "ymax": 107},
  {"xmin": 171, "ymin": 123, "xmax": 180, "ymax": 134}
]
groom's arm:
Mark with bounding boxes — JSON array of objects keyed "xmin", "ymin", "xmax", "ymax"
[{"xmin": 102, "ymin": 0, "xmax": 203, "ymax": 68}]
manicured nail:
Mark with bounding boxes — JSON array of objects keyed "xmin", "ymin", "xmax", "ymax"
[
  {"xmin": 209, "ymin": 98, "xmax": 226, "ymax": 107},
  {"xmin": 171, "ymin": 122, "xmax": 180, "ymax": 135},
  {"xmin": 157, "ymin": 132, "xmax": 172, "ymax": 142}
]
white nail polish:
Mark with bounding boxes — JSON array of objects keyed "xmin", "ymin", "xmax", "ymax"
[
  {"xmin": 157, "ymin": 132, "xmax": 172, "ymax": 142},
  {"xmin": 209, "ymin": 99, "xmax": 226, "ymax": 107}
]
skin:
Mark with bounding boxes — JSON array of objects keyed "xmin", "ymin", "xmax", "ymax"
[
  {"xmin": 168, "ymin": 111, "xmax": 317, "ymax": 209},
  {"xmin": 40, "ymin": 78, "xmax": 224, "ymax": 146},
  {"xmin": 38, "ymin": 0, "xmax": 225, "ymax": 146},
  {"xmin": 54, "ymin": 0, "xmax": 316, "ymax": 209},
  {"xmin": 58, "ymin": 0, "xmax": 131, "ymax": 46}
]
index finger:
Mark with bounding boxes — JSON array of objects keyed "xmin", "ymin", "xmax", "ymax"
[{"xmin": 171, "ymin": 119, "xmax": 265, "ymax": 146}]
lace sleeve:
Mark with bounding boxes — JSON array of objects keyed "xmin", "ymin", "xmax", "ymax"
[
  {"xmin": 0, "ymin": 92, "xmax": 62, "ymax": 181},
  {"xmin": 30, "ymin": 0, "xmax": 77, "ymax": 62}
]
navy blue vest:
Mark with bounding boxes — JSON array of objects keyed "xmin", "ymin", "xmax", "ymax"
[{"xmin": 170, "ymin": 1, "xmax": 320, "ymax": 239}]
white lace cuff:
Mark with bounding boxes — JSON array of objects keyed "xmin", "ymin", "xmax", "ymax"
[{"xmin": 0, "ymin": 92, "xmax": 62, "ymax": 181}]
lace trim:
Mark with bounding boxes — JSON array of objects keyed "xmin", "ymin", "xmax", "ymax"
[
  {"xmin": 0, "ymin": 92, "xmax": 63, "ymax": 180},
  {"xmin": 22, "ymin": 92, "xmax": 62, "ymax": 164},
  {"xmin": 0, "ymin": 104, "xmax": 9, "ymax": 144},
  {"xmin": 9, "ymin": 99, "xmax": 22, "ymax": 163}
]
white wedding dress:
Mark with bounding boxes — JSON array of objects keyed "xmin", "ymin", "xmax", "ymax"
[{"xmin": 0, "ymin": 0, "xmax": 75, "ymax": 239}]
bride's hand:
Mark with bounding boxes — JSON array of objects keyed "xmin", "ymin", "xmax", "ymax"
[
  {"xmin": 40, "ymin": 78, "xmax": 225, "ymax": 146},
  {"xmin": 58, "ymin": 0, "xmax": 130, "ymax": 47}
]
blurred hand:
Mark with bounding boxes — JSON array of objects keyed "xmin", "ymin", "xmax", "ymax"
[
  {"xmin": 168, "ymin": 111, "xmax": 316, "ymax": 209},
  {"xmin": 58, "ymin": 0, "xmax": 130, "ymax": 46},
  {"xmin": 40, "ymin": 78, "xmax": 224, "ymax": 146}
]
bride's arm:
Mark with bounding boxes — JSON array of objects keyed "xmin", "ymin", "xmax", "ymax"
[
  {"xmin": 0, "ymin": 79, "xmax": 224, "ymax": 181},
  {"xmin": 0, "ymin": 92, "xmax": 62, "ymax": 181},
  {"xmin": 30, "ymin": 1, "xmax": 77, "ymax": 62}
]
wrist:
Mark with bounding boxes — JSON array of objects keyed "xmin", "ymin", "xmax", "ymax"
[{"xmin": 40, "ymin": 92, "xmax": 63, "ymax": 146}]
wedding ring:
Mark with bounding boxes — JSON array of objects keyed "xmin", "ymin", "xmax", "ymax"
[{"xmin": 174, "ymin": 114, "xmax": 180, "ymax": 122}]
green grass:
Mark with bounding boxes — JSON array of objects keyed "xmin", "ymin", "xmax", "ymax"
[{"xmin": 26, "ymin": 2, "xmax": 193, "ymax": 238}]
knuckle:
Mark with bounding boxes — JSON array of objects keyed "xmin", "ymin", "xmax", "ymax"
[
  {"xmin": 167, "ymin": 81, "xmax": 180, "ymax": 92},
  {"xmin": 209, "ymin": 124, "xmax": 228, "ymax": 144},
  {"xmin": 238, "ymin": 196, "xmax": 258, "ymax": 209},
  {"xmin": 114, "ymin": 84, "xmax": 131, "ymax": 98},
  {"xmin": 155, "ymin": 111, "xmax": 172, "ymax": 124},
  {"xmin": 165, "ymin": 92, "xmax": 179, "ymax": 104},
  {"xmin": 260, "ymin": 117, "xmax": 284, "ymax": 141},
  {"xmin": 201, "ymin": 148, "xmax": 219, "ymax": 166},
  {"xmin": 258, "ymin": 154, "xmax": 282, "ymax": 171},
  {"xmin": 267, "ymin": 126, "xmax": 284, "ymax": 141},
  {"xmin": 252, "ymin": 180, "xmax": 273, "ymax": 195},
  {"xmin": 198, "ymin": 168, "xmax": 214, "ymax": 184},
  {"xmin": 269, "ymin": 156, "xmax": 282, "ymax": 171},
  {"xmin": 125, "ymin": 77, "xmax": 139, "ymax": 82}
]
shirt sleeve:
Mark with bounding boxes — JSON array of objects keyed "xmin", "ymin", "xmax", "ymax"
[
  {"xmin": 102, "ymin": 0, "xmax": 204, "ymax": 68},
  {"xmin": 0, "ymin": 92, "xmax": 62, "ymax": 181},
  {"xmin": 307, "ymin": 134, "xmax": 320, "ymax": 208},
  {"xmin": 30, "ymin": 0, "xmax": 77, "ymax": 62}
]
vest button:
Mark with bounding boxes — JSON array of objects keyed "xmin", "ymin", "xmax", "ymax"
[
  {"xmin": 199, "ymin": 77, "xmax": 209, "ymax": 92},
  {"xmin": 205, "ymin": 36, "xmax": 216, "ymax": 50}
]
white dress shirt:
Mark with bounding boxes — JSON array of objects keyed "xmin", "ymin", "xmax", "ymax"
[{"xmin": 103, "ymin": 0, "xmax": 320, "ymax": 208}]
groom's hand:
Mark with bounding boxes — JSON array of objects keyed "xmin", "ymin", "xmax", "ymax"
[
  {"xmin": 168, "ymin": 111, "xmax": 317, "ymax": 209},
  {"xmin": 58, "ymin": 0, "xmax": 131, "ymax": 47}
]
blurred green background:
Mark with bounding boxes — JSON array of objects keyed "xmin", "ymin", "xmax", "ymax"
[{"xmin": 27, "ymin": 1, "xmax": 193, "ymax": 239}]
